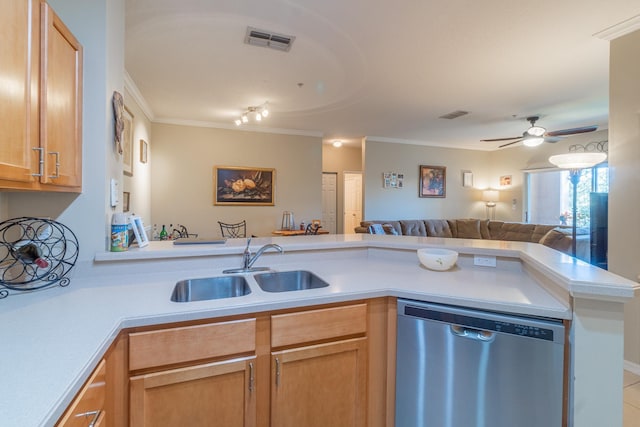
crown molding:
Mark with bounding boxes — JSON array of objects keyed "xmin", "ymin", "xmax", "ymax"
[
  {"xmin": 593, "ymin": 14, "xmax": 640, "ymax": 40},
  {"xmin": 154, "ymin": 117, "xmax": 324, "ymax": 138},
  {"xmin": 123, "ymin": 71, "xmax": 155, "ymax": 121}
]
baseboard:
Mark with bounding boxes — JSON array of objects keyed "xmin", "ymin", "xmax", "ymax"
[{"xmin": 624, "ymin": 360, "xmax": 640, "ymax": 376}]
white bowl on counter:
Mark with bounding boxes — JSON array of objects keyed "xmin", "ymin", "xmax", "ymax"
[{"xmin": 417, "ymin": 248, "xmax": 458, "ymax": 271}]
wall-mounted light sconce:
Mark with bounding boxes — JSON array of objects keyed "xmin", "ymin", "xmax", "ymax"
[{"xmin": 482, "ymin": 190, "xmax": 499, "ymax": 219}]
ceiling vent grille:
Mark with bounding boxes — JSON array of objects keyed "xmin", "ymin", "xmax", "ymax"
[
  {"xmin": 245, "ymin": 27, "xmax": 295, "ymax": 52},
  {"xmin": 439, "ymin": 110, "xmax": 469, "ymax": 120}
]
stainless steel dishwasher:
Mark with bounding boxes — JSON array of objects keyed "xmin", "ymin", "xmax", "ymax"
[{"xmin": 396, "ymin": 299, "xmax": 566, "ymax": 427}]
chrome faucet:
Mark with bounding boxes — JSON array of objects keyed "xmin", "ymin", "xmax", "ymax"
[{"xmin": 223, "ymin": 238, "xmax": 283, "ymax": 273}]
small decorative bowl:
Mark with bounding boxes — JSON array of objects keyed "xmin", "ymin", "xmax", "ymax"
[{"xmin": 417, "ymin": 248, "xmax": 458, "ymax": 271}]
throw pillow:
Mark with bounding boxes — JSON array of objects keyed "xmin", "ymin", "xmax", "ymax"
[
  {"xmin": 539, "ymin": 228, "xmax": 572, "ymax": 253},
  {"xmin": 456, "ymin": 219, "xmax": 482, "ymax": 239},
  {"xmin": 382, "ymin": 223, "xmax": 399, "ymax": 235},
  {"xmin": 479, "ymin": 219, "xmax": 490, "ymax": 239}
]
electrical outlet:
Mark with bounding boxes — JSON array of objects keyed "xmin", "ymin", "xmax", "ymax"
[{"xmin": 474, "ymin": 255, "xmax": 497, "ymax": 267}]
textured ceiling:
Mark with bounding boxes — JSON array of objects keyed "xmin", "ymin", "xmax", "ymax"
[{"xmin": 125, "ymin": 0, "xmax": 640, "ymax": 150}]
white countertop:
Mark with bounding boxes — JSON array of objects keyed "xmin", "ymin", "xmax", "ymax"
[{"xmin": 1, "ymin": 234, "xmax": 637, "ymax": 426}]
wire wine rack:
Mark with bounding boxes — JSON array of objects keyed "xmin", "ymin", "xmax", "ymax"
[{"xmin": 0, "ymin": 217, "xmax": 79, "ymax": 299}]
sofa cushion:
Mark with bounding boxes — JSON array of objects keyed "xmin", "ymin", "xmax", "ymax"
[
  {"xmin": 424, "ymin": 219, "xmax": 453, "ymax": 238},
  {"xmin": 539, "ymin": 228, "xmax": 573, "ymax": 253},
  {"xmin": 487, "ymin": 221, "xmax": 504, "ymax": 240},
  {"xmin": 400, "ymin": 220, "xmax": 427, "ymax": 236},
  {"xmin": 446, "ymin": 220, "xmax": 458, "ymax": 237},
  {"xmin": 531, "ymin": 225, "xmax": 558, "ymax": 243},
  {"xmin": 359, "ymin": 220, "xmax": 402, "ymax": 235},
  {"xmin": 479, "ymin": 219, "xmax": 490, "ymax": 239},
  {"xmin": 456, "ymin": 219, "xmax": 482, "ymax": 239},
  {"xmin": 496, "ymin": 222, "xmax": 536, "ymax": 241}
]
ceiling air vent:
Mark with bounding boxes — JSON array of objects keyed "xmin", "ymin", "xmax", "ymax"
[
  {"xmin": 439, "ymin": 110, "xmax": 469, "ymax": 120},
  {"xmin": 245, "ymin": 26, "xmax": 295, "ymax": 52}
]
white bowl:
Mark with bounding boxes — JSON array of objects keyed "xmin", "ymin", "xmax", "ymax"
[{"xmin": 417, "ymin": 248, "xmax": 458, "ymax": 271}]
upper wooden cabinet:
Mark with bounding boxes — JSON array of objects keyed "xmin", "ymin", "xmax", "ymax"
[{"xmin": 0, "ymin": 0, "xmax": 82, "ymax": 192}]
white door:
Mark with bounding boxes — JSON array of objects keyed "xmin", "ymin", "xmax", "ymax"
[
  {"xmin": 343, "ymin": 172, "xmax": 362, "ymax": 234},
  {"xmin": 322, "ymin": 173, "xmax": 338, "ymax": 234}
]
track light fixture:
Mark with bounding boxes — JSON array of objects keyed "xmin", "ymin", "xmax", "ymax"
[{"xmin": 234, "ymin": 102, "xmax": 270, "ymax": 126}]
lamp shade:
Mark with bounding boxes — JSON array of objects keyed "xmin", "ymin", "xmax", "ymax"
[
  {"xmin": 548, "ymin": 152, "xmax": 607, "ymax": 169},
  {"xmin": 483, "ymin": 190, "xmax": 499, "ymax": 202}
]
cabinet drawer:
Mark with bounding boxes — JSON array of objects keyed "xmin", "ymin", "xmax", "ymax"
[
  {"xmin": 129, "ymin": 318, "xmax": 256, "ymax": 371},
  {"xmin": 271, "ymin": 303, "xmax": 367, "ymax": 348},
  {"xmin": 56, "ymin": 359, "xmax": 106, "ymax": 427}
]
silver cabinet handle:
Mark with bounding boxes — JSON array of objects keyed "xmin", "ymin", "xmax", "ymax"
[
  {"xmin": 249, "ymin": 362, "xmax": 254, "ymax": 392},
  {"xmin": 48, "ymin": 151, "xmax": 60, "ymax": 179},
  {"xmin": 75, "ymin": 410, "xmax": 101, "ymax": 426},
  {"xmin": 32, "ymin": 147, "xmax": 44, "ymax": 177},
  {"xmin": 275, "ymin": 357, "xmax": 281, "ymax": 387}
]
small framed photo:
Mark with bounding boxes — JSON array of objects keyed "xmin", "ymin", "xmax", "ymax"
[
  {"xmin": 140, "ymin": 139, "xmax": 148, "ymax": 164},
  {"xmin": 500, "ymin": 175, "xmax": 512, "ymax": 186},
  {"xmin": 419, "ymin": 165, "xmax": 446, "ymax": 198},
  {"xmin": 123, "ymin": 191, "xmax": 130, "ymax": 212},
  {"xmin": 129, "ymin": 216, "xmax": 149, "ymax": 248},
  {"xmin": 462, "ymin": 171, "xmax": 473, "ymax": 188}
]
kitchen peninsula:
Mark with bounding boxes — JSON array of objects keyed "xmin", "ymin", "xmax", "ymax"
[{"xmin": 1, "ymin": 234, "xmax": 636, "ymax": 426}]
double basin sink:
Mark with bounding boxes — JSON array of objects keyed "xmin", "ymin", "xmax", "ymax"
[{"xmin": 171, "ymin": 270, "xmax": 329, "ymax": 302}]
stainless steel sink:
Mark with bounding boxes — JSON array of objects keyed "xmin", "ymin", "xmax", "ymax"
[
  {"xmin": 171, "ymin": 276, "xmax": 251, "ymax": 302},
  {"xmin": 253, "ymin": 270, "xmax": 329, "ymax": 293}
]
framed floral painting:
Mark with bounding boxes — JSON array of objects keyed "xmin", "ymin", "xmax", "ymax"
[{"xmin": 214, "ymin": 166, "xmax": 275, "ymax": 206}]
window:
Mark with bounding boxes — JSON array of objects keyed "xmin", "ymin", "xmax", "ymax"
[{"xmin": 525, "ymin": 164, "xmax": 609, "ymax": 228}]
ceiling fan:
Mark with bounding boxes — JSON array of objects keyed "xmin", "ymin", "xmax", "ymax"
[{"xmin": 481, "ymin": 116, "xmax": 598, "ymax": 148}]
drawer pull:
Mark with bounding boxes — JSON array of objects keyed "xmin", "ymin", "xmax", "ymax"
[
  {"xmin": 48, "ymin": 151, "xmax": 60, "ymax": 179},
  {"xmin": 249, "ymin": 362, "xmax": 255, "ymax": 392},
  {"xmin": 75, "ymin": 410, "xmax": 101, "ymax": 426},
  {"xmin": 32, "ymin": 147, "xmax": 44, "ymax": 177},
  {"xmin": 275, "ymin": 357, "xmax": 281, "ymax": 387}
]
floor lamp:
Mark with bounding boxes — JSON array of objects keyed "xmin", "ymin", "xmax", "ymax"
[
  {"xmin": 548, "ymin": 151, "xmax": 607, "ymax": 257},
  {"xmin": 483, "ymin": 190, "xmax": 499, "ymax": 220}
]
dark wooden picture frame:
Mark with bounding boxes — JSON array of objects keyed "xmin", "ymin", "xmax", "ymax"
[
  {"xmin": 419, "ymin": 165, "xmax": 446, "ymax": 198},
  {"xmin": 214, "ymin": 166, "xmax": 275, "ymax": 206}
]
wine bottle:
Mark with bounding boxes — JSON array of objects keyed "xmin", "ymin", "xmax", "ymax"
[
  {"xmin": 159, "ymin": 225, "xmax": 168, "ymax": 240},
  {"xmin": 13, "ymin": 242, "xmax": 49, "ymax": 268}
]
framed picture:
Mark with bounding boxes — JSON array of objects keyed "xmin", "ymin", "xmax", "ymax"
[
  {"xmin": 123, "ymin": 191, "xmax": 130, "ymax": 212},
  {"xmin": 500, "ymin": 175, "xmax": 512, "ymax": 186},
  {"xmin": 122, "ymin": 106, "xmax": 134, "ymax": 176},
  {"xmin": 214, "ymin": 166, "xmax": 275, "ymax": 206},
  {"xmin": 419, "ymin": 165, "xmax": 446, "ymax": 198},
  {"xmin": 140, "ymin": 139, "xmax": 148, "ymax": 164},
  {"xmin": 129, "ymin": 216, "xmax": 149, "ymax": 248},
  {"xmin": 462, "ymin": 171, "xmax": 473, "ymax": 188}
]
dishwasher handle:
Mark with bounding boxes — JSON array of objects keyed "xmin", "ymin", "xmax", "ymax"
[{"xmin": 450, "ymin": 324, "xmax": 495, "ymax": 342}]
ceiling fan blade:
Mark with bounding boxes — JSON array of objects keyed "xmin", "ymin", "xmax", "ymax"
[
  {"xmin": 480, "ymin": 136, "xmax": 522, "ymax": 142},
  {"xmin": 544, "ymin": 136, "xmax": 563, "ymax": 143},
  {"xmin": 499, "ymin": 138, "xmax": 524, "ymax": 148},
  {"xmin": 546, "ymin": 125, "xmax": 598, "ymax": 137}
]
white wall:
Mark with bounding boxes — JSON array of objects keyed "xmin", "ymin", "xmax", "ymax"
[
  {"xmin": 123, "ymin": 88, "xmax": 152, "ymax": 227},
  {"xmin": 6, "ymin": 0, "xmax": 124, "ymax": 262},
  {"xmin": 609, "ymin": 29, "xmax": 640, "ymax": 365},
  {"xmin": 150, "ymin": 123, "xmax": 323, "ymax": 238}
]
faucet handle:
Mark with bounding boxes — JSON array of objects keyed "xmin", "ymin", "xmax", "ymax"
[{"xmin": 244, "ymin": 237, "xmax": 252, "ymax": 250}]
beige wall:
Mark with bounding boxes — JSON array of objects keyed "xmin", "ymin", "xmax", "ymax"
[
  {"xmin": 362, "ymin": 140, "xmax": 492, "ymax": 220},
  {"xmin": 150, "ymin": 123, "xmax": 323, "ymax": 238},
  {"xmin": 609, "ymin": 29, "xmax": 640, "ymax": 365},
  {"xmin": 322, "ymin": 142, "xmax": 363, "ymax": 233}
]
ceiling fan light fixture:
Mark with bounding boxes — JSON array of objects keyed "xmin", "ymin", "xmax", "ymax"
[
  {"xmin": 523, "ymin": 136, "xmax": 545, "ymax": 147},
  {"xmin": 526, "ymin": 125, "xmax": 546, "ymax": 137}
]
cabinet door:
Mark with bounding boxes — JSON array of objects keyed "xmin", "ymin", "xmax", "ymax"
[
  {"xmin": 0, "ymin": 0, "xmax": 39, "ymax": 184},
  {"xmin": 40, "ymin": 2, "xmax": 82, "ymax": 189},
  {"xmin": 271, "ymin": 338, "xmax": 367, "ymax": 427},
  {"xmin": 130, "ymin": 356, "xmax": 256, "ymax": 427}
]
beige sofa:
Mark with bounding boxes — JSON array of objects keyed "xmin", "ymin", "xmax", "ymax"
[{"xmin": 355, "ymin": 218, "xmax": 589, "ymax": 260}]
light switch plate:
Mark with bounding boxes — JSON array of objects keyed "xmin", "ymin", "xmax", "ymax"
[{"xmin": 110, "ymin": 178, "xmax": 119, "ymax": 207}]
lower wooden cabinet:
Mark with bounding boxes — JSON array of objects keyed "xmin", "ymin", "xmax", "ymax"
[
  {"xmin": 56, "ymin": 298, "xmax": 394, "ymax": 426},
  {"xmin": 271, "ymin": 338, "xmax": 367, "ymax": 427},
  {"xmin": 129, "ymin": 356, "xmax": 256, "ymax": 427},
  {"xmin": 56, "ymin": 359, "xmax": 106, "ymax": 427}
]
